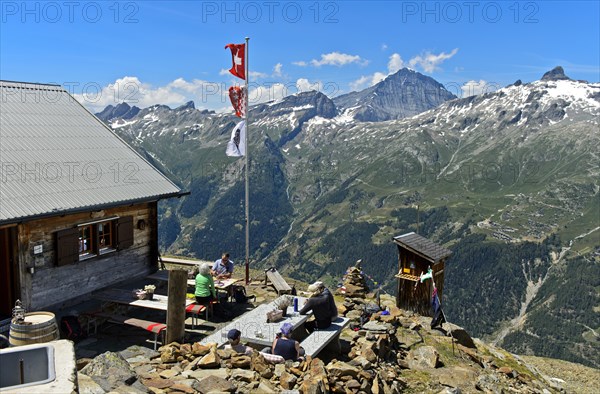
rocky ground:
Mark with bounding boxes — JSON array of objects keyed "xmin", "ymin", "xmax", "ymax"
[
  {"xmin": 73, "ymin": 266, "xmax": 597, "ymax": 394},
  {"xmin": 520, "ymin": 356, "xmax": 600, "ymax": 394}
]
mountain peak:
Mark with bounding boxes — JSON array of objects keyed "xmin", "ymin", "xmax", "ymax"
[
  {"xmin": 253, "ymin": 89, "xmax": 337, "ymax": 120},
  {"xmin": 176, "ymin": 101, "xmax": 195, "ymax": 111},
  {"xmin": 541, "ymin": 66, "xmax": 571, "ymax": 81},
  {"xmin": 95, "ymin": 102, "xmax": 140, "ymax": 122},
  {"xmin": 333, "ymin": 68, "xmax": 456, "ymax": 122}
]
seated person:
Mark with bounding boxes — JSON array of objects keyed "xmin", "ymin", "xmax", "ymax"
[
  {"xmin": 211, "ymin": 252, "xmax": 234, "ymax": 279},
  {"xmin": 224, "ymin": 329, "xmax": 253, "ymax": 355},
  {"xmin": 315, "ymin": 281, "xmax": 338, "ymax": 322},
  {"xmin": 195, "ymin": 263, "xmax": 216, "ymax": 305},
  {"xmin": 299, "ymin": 282, "xmax": 338, "ymax": 332},
  {"xmin": 262, "ymin": 322, "xmax": 304, "ymax": 361}
]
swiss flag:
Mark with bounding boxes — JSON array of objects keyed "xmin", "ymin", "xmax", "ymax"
[{"xmin": 225, "ymin": 43, "xmax": 246, "ymax": 80}]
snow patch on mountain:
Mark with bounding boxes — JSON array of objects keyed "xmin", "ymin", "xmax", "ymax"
[{"xmin": 542, "ymin": 80, "xmax": 600, "ymax": 109}]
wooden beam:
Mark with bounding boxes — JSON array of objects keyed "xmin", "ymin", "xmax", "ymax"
[{"xmin": 166, "ymin": 269, "xmax": 187, "ymax": 344}]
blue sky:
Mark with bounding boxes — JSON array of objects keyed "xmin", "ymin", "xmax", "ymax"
[{"xmin": 1, "ymin": 1, "xmax": 598, "ymax": 111}]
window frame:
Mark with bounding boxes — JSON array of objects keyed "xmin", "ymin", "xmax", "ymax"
[
  {"xmin": 78, "ymin": 224, "xmax": 95, "ymax": 260},
  {"xmin": 56, "ymin": 215, "xmax": 135, "ymax": 267},
  {"xmin": 77, "ymin": 217, "xmax": 119, "ymax": 260},
  {"xmin": 96, "ymin": 221, "xmax": 115, "ymax": 255}
]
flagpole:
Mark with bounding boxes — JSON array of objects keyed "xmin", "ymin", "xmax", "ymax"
[{"xmin": 244, "ymin": 36, "xmax": 250, "ymax": 285}]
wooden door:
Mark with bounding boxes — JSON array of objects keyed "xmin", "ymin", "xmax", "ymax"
[{"xmin": 0, "ymin": 227, "xmax": 18, "ymax": 318}]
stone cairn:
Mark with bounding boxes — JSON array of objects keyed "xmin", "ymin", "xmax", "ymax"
[{"xmin": 337, "ymin": 260, "xmax": 372, "ymax": 325}]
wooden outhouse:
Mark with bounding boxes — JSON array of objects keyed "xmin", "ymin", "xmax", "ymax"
[
  {"xmin": 0, "ymin": 81, "xmax": 184, "ymax": 330},
  {"xmin": 393, "ymin": 232, "xmax": 452, "ymax": 315}
]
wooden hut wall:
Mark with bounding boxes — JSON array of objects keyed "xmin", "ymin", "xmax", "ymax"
[
  {"xmin": 396, "ymin": 245, "xmax": 403, "ymax": 303},
  {"xmin": 17, "ymin": 202, "xmax": 158, "ymax": 310},
  {"xmin": 433, "ymin": 260, "xmax": 445, "ymax": 302},
  {"xmin": 397, "ymin": 278, "xmax": 433, "ymax": 316}
]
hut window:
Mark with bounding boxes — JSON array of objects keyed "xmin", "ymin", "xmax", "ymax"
[
  {"xmin": 56, "ymin": 216, "xmax": 134, "ymax": 266},
  {"xmin": 78, "ymin": 225, "xmax": 94, "ymax": 258},
  {"xmin": 97, "ymin": 221, "xmax": 114, "ymax": 251}
]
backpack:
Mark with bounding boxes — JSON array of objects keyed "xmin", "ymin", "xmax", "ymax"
[
  {"xmin": 233, "ymin": 286, "xmax": 249, "ymax": 303},
  {"xmin": 60, "ymin": 315, "xmax": 85, "ymax": 342},
  {"xmin": 360, "ymin": 303, "xmax": 381, "ymax": 326}
]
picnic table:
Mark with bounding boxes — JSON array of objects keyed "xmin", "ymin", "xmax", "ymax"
[
  {"xmin": 200, "ymin": 297, "xmax": 310, "ymax": 347},
  {"xmin": 92, "ymin": 288, "xmax": 194, "ymax": 311},
  {"xmin": 159, "ymin": 256, "xmax": 212, "ymax": 267},
  {"xmin": 147, "ymin": 270, "xmax": 241, "ymax": 298},
  {"xmin": 90, "ymin": 287, "xmax": 200, "ymax": 349}
]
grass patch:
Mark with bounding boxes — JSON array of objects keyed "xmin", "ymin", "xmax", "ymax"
[{"xmin": 400, "ymin": 370, "xmax": 434, "ymax": 393}]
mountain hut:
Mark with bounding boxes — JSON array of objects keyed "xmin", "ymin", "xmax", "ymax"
[
  {"xmin": 393, "ymin": 232, "xmax": 452, "ymax": 315},
  {"xmin": 0, "ymin": 81, "xmax": 185, "ymax": 332}
]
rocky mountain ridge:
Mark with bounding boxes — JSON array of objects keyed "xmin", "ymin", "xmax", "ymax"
[{"xmin": 96, "ymin": 67, "xmax": 600, "ymax": 368}]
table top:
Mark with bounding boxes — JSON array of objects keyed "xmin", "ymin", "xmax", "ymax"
[
  {"xmin": 160, "ymin": 256, "xmax": 211, "ymax": 267},
  {"xmin": 147, "ymin": 270, "xmax": 241, "ymax": 290},
  {"xmin": 93, "ymin": 288, "xmax": 194, "ymax": 312},
  {"xmin": 200, "ymin": 296, "xmax": 310, "ymax": 347}
]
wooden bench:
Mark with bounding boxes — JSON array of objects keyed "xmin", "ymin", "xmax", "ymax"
[
  {"xmin": 300, "ymin": 317, "xmax": 350, "ymax": 358},
  {"xmin": 264, "ymin": 268, "xmax": 292, "ymax": 295},
  {"xmin": 185, "ymin": 303, "xmax": 213, "ymax": 328},
  {"xmin": 91, "ymin": 312, "xmax": 167, "ymax": 350}
]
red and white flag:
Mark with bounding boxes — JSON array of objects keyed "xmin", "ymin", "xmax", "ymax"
[
  {"xmin": 225, "ymin": 43, "xmax": 246, "ymax": 80},
  {"xmin": 228, "ymin": 86, "xmax": 247, "ymax": 118}
]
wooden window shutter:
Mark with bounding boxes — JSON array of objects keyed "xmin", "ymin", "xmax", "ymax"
[
  {"xmin": 56, "ymin": 228, "xmax": 79, "ymax": 266},
  {"xmin": 116, "ymin": 216, "xmax": 134, "ymax": 249}
]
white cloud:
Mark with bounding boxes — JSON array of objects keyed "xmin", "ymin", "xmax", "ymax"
[
  {"xmin": 381, "ymin": 43, "xmax": 388, "ymax": 51},
  {"xmin": 349, "ymin": 52, "xmax": 403, "ymax": 91},
  {"xmin": 273, "ymin": 63, "xmax": 283, "ymax": 77},
  {"xmin": 350, "ymin": 72, "xmax": 386, "ymax": 91},
  {"xmin": 74, "ymin": 76, "xmax": 226, "ymax": 112},
  {"xmin": 349, "ymin": 49, "xmax": 460, "ymax": 91},
  {"xmin": 168, "ymin": 77, "xmax": 208, "ymax": 93},
  {"xmin": 311, "ymin": 52, "xmax": 368, "ymax": 67},
  {"xmin": 387, "ymin": 53, "xmax": 405, "ymax": 74},
  {"xmin": 408, "ymin": 48, "xmax": 459, "ymax": 73},
  {"xmin": 75, "ymin": 76, "xmax": 183, "ymax": 112},
  {"xmin": 461, "ymin": 80, "xmax": 500, "ymax": 97},
  {"xmin": 296, "ymin": 78, "xmax": 323, "ymax": 92},
  {"xmin": 294, "ymin": 52, "xmax": 368, "ymax": 68}
]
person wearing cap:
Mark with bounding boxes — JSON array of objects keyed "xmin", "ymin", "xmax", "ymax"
[
  {"xmin": 264, "ymin": 322, "xmax": 303, "ymax": 361},
  {"xmin": 224, "ymin": 329, "xmax": 253, "ymax": 355},
  {"xmin": 300, "ymin": 281, "xmax": 338, "ymax": 332}
]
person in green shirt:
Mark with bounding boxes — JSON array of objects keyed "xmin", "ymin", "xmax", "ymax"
[{"xmin": 195, "ymin": 263, "xmax": 216, "ymax": 305}]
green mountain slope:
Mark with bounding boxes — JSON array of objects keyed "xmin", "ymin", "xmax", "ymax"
[{"xmin": 104, "ymin": 68, "xmax": 600, "ymax": 367}]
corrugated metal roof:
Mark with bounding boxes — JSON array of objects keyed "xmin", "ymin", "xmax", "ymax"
[
  {"xmin": 0, "ymin": 81, "xmax": 181, "ymax": 223},
  {"xmin": 392, "ymin": 232, "xmax": 452, "ymax": 263}
]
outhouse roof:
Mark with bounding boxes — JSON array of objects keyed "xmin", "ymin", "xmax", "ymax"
[{"xmin": 392, "ymin": 232, "xmax": 452, "ymax": 263}]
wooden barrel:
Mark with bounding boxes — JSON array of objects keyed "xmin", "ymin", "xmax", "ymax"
[{"xmin": 9, "ymin": 312, "xmax": 59, "ymax": 346}]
